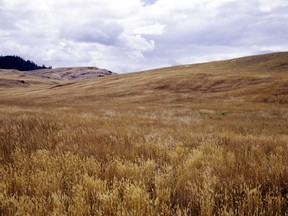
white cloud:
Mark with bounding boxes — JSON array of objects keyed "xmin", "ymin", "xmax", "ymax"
[
  {"xmin": 60, "ymin": 20, "xmax": 124, "ymax": 45},
  {"xmin": 0, "ymin": 0, "xmax": 287, "ymax": 72},
  {"xmin": 132, "ymin": 23, "xmax": 165, "ymax": 35},
  {"xmin": 122, "ymin": 34, "xmax": 155, "ymax": 52}
]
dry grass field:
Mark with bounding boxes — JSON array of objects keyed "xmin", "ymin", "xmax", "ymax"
[{"xmin": 0, "ymin": 52, "xmax": 288, "ymax": 215}]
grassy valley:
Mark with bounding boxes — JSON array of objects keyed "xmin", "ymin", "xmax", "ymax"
[{"xmin": 0, "ymin": 52, "xmax": 288, "ymax": 215}]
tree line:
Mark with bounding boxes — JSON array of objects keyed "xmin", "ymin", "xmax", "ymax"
[{"xmin": 0, "ymin": 55, "xmax": 52, "ymax": 71}]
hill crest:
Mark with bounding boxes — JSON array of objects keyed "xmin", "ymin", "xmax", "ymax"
[
  {"xmin": 0, "ymin": 52, "xmax": 287, "ymax": 105},
  {"xmin": 23, "ymin": 67, "xmax": 116, "ymax": 81}
]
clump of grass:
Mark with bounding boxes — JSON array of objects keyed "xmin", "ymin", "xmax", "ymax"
[{"xmin": 0, "ymin": 103, "xmax": 287, "ymax": 215}]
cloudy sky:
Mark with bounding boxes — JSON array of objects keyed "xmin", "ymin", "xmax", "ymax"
[{"xmin": 0, "ymin": 0, "xmax": 288, "ymax": 73}]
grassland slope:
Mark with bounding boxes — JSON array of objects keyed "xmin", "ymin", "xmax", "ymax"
[
  {"xmin": 0, "ymin": 52, "xmax": 288, "ymax": 215},
  {"xmin": 24, "ymin": 67, "xmax": 115, "ymax": 80},
  {"xmin": 0, "ymin": 52, "xmax": 287, "ymax": 106}
]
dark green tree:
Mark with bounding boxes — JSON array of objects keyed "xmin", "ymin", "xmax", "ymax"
[{"xmin": 0, "ymin": 55, "xmax": 52, "ymax": 71}]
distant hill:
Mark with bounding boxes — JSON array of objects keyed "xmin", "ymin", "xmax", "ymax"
[
  {"xmin": 0, "ymin": 56, "xmax": 115, "ymax": 81},
  {"xmin": 22, "ymin": 67, "xmax": 116, "ymax": 81},
  {"xmin": 13, "ymin": 51, "xmax": 285, "ymax": 105},
  {"xmin": 0, "ymin": 52, "xmax": 287, "ymax": 104},
  {"xmin": 0, "ymin": 55, "xmax": 50, "ymax": 71}
]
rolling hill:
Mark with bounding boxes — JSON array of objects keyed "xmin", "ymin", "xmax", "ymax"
[
  {"xmin": 0, "ymin": 52, "xmax": 287, "ymax": 106},
  {"xmin": 0, "ymin": 52, "xmax": 287, "ymax": 215},
  {"xmin": 23, "ymin": 67, "xmax": 115, "ymax": 80}
]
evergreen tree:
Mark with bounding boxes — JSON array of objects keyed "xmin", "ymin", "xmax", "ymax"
[{"xmin": 0, "ymin": 55, "xmax": 51, "ymax": 71}]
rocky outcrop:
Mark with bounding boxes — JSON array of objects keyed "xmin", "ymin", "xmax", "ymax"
[{"xmin": 24, "ymin": 67, "xmax": 116, "ymax": 81}]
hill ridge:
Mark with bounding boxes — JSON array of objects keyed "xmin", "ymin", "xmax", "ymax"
[
  {"xmin": 138, "ymin": 52, "xmax": 288, "ymax": 74},
  {"xmin": 0, "ymin": 52, "xmax": 287, "ymax": 105},
  {"xmin": 24, "ymin": 66, "xmax": 115, "ymax": 81}
]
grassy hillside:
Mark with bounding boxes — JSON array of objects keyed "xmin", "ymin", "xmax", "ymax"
[
  {"xmin": 1, "ymin": 52, "xmax": 287, "ymax": 106},
  {"xmin": 0, "ymin": 69, "xmax": 61, "ymax": 88},
  {"xmin": 0, "ymin": 52, "xmax": 288, "ymax": 215}
]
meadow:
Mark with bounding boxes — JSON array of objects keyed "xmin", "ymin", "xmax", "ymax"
[{"xmin": 0, "ymin": 52, "xmax": 288, "ymax": 215}]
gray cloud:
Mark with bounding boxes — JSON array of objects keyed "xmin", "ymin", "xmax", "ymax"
[
  {"xmin": 139, "ymin": 0, "xmax": 288, "ymax": 69},
  {"xmin": 0, "ymin": 0, "xmax": 287, "ymax": 73},
  {"xmin": 60, "ymin": 21, "xmax": 124, "ymax": 45}
]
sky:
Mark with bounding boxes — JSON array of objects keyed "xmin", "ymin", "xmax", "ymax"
[{"xmin": 0, "ymin": 0, "xmax": 288, "ymax": 73}]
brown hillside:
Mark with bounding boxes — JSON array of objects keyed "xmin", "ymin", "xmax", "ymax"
[
  {"xmin": 0, "ymin": 52, "xmax": 287, "ymax": 106},
  {"xmin": 24, "ymin": 67, "xmax": 115, "ymax": 80},
  {"xmin": 0, "ymin": 52, "xmax": 288, "ymax": 215},
  {"xmin": 0, "ymin": 69, "xmax": 61, "ymax": 88}
]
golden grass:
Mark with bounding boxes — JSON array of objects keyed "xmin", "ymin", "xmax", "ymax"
[{"xmin": 0, "ymin": 52, "xmax": 288, "ymax": 215}]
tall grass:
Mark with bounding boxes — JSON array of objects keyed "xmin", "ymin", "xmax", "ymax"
[{"xmin": 0, "ymin": 104, "xmax": 287, "ymax": 215}]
